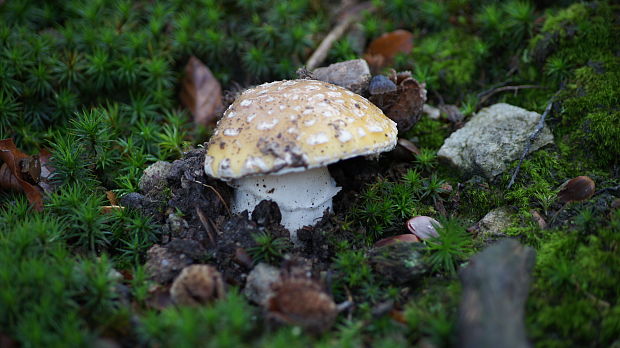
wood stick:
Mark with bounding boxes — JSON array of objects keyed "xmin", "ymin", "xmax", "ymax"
[
  {"xmin": 305, "ymin": 2, "xmax": 374, "ymax": 71},
  {"xmin": 477, "ymin": 85, "xmax": 543, "ymax": 108},
  {"xmin": 507, "ymin": 97, "xmax": 555, "ymax": 190}
]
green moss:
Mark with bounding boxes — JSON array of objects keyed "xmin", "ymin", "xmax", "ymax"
[
  {"xmin": 403, "ymin": 279, "xmax": 461, "ymax": 346},
  {"xmin": 528, "ymin": 1, "xmax": 620, "ymax": 168},
  {"xmin": 412, "ymin": 28, "xmax": 487, "ymax": 94},
  {"xmin": 406, "ymin": 117, "xmax": 450, "ymax": 151},
  {"xmin": 559, "ymin": 64, "xmax": 620, "ymax": 166},
  {"xmin": 527, "ymin": 209, "xmax": 620, "ymax": 346}
]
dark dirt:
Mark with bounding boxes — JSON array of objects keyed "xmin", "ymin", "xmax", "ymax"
[{"xmin": 138, "ymin": 143, "xmax": 429, "ymax": 292}]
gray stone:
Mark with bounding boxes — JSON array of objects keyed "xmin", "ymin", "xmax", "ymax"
[
  {"xmin": 422, "ymin": 104, "xmax": 441, "ymax": 120},
  {"xmin": 438, "ymin": 103, "xmax": 554, "ymax": 179},
  {"xmin": 458, "ymin": 239, "xmax": 536, "ymax": 348},
  {"xmin": 312, "ymin": 59, "xmax": 371, "ymax": 94},
  {"xmin": 243, "ymin": 263, "xmax": 281, "ymax": 306},
  {"xmin": 139, "ymin": 161, "xmax": 173, "ymax": 199},
  {"xmin": 145, "ymin": 239, "xmax": 207, "ymax": 283},
  {"xmin": 476, "ymin": 207, "xmax": 514, "ymax": 240}
]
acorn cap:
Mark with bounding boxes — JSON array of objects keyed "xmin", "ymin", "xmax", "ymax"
[{"xmin": 204, "ymin": 79, "xmax": 398, "ymax": 180}]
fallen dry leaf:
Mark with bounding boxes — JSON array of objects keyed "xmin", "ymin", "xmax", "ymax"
[
  {"xmin": 530, "ymin": 209, "xmax": 547, "ymax": 229},
  {"xmin": 369, "ymin": 75, "xmax": 427, "ymax": 133},
  {"xmin": 179, "ymin": 56, "xmax": 223, "ymax": 127},
  {"xmin": 398, "ymin": 138, "xmax": 421, "ymax": 155},
  {"xmin": 100, "ymin": 205, "xmax": 124, "ymax": 214},
  {"xmin": 106, "ymin": 191, "xmax": 118, "ymax": 205},
  {"xmin": 0, "ymin": 139, "xmax": 44, "ymax": 211},
  {"xmin": 37, "ymin": 148, "xmax": 56, "ymax": 194},
  {"xmin": 392, "ymin": 138, "xmax": 421, "ymax": 162},
  {"xmin": 374, "ymin": 234, "xmax": 420, "ymax": 248},
  {"xmin": 364, "ymin": 29, "xmax": 414, "ymax": 72}
]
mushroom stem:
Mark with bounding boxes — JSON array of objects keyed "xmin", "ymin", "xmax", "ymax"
[{"xmin": 231, "ymin": 167, "xmax": 341, "ymax": 241}]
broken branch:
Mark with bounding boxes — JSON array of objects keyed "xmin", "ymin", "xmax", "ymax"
[{"xmin": 305, "ymin": 2, "xmax": 374, "ymax": 71}]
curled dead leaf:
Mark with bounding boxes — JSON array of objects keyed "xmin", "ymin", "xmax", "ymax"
[
  {"xmin": 398, "ymin": 138, "xmax": 421, "ymax": 155},
  {"xmin": 364, "ymin": 29, "xmax": 414, "ymax": 72},
  {"xmin": 374, "ymin": 234, "xmax": 420, "ymax": 248},
  {"xmin": 0, "ymin": 139, "xmax": 44, "ymax": 211},
  {"xmin": 392, "ymin": 138, "xmax": 421, "ymax": 161},
  {"xmin": 530, "ymin": 209, "xmax": 547, "ymax": 229},
  {"xmin": 37, "ymin": 148, "xmax": 56, "ymax": 194},
  {"xmin": 180, "ymin": 56, "xmax": 223, "ymax": 127}
]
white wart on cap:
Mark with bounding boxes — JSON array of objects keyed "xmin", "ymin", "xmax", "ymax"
[{"xmin": 204, "ymin": 79, "xmax": 398, "ymax": 237}]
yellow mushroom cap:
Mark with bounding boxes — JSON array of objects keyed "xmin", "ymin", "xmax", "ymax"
[{"xmin": 204, "ymin": 79, "xmax": 398, "ymax": 180}]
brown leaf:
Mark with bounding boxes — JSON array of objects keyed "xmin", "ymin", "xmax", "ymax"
[
  {"xmin": 0, "ymin": 139, "xmax": 44, "ymax": 211},
  {"xmin": 106, "ymin": 191, "xmax": 118, "ymax": 205},
  {"xmin": 369, "ymin": 76, "xmax": 427, "ymax": 133},
  {"xmin": 392, "ymin": 138, "xmax": 421, "ymax": 161},
  {"xmin": 37, "ymin": 148, "xmax": 56, "ymax": 194},
  {"xmin": 389, "ymin": 309, "xmax": 407, "ymax": 324},
  {"xmin": 398, "ymin": 138, "xmax": 421, "ymax": 155},
  {"xmin": 374, "ymin": 234, "xmax": 419, "ymax": 248},
  {"xmin": 364, "ymin": 30, "xmax": 414, "ymax": 72},
  {"xmin": 557, "ymin": 176, "xmax": 595, "ymax": 203},
  {"xmin": 268, "ymin": 278, "xmax": 338, "ymax": 333},
  {"xmin": 100, "ymin": 205, "xmax": 124, "ymax": 214},
  {"xmin": 179, "ymin": 56, "xmax": 223, "ymax": 127},
  {"xmin": 530, "ymin": 209, "xmax": 547, "ymax": 229}
]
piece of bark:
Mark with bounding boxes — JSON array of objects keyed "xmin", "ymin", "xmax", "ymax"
[
  {"xmin": 179, "ymin": 56, "xmax": 223, "ymax": 127},
  {"xmin": 369, "ymin": 77, "xmax": 427, "ymax": 133},
  {"xmin": 458, "ymin": 239, "xmax": 536, "ymax": 348}
]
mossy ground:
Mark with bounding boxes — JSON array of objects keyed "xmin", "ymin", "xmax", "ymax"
[{"xmin": 0, "ymin": 0, "xmax": 618, "ymax": 347}]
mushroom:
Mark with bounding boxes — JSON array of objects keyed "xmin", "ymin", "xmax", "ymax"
[{"xmin": 204, "ymin": 79, "xmax": 398, "ymax": 240}]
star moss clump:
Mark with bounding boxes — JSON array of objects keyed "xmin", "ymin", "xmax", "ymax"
[{"xmin": 529, "ymin": 2, "xmax": 620, "ymax": 168}]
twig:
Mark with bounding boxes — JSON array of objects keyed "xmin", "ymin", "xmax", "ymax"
[
  {"xmin": 507, "ymin": 97, "xmax": 555, "ymax": 190},
  {"xmin": 187, "ymin": 178, "xmax": 231, "ymax": 216},
  {"xmin": 594, "ymin": 185, "xmax": 620, "ymax": 196},
  {"xmin": 476, "ymin": 80, "xmax": 512, "ymax": 99},
  {"xmin": 195, "ymin": 207, "xmax": 216, "ymax": 245},
  {"xmin": 305, "ymin": 2, "xmax": 374, "ymax": 71},
  {"xmin": 477, "ymin": 85, "xmax": 544, "ymax": 108}
]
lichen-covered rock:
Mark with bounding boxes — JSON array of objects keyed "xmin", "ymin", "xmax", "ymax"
[
  {"xmin": 312, "ymin": 59, "xmax": 371, "ymax": 94},
  {"xmin": 139, "ymin": 161, "xmax": 173, "ymax": 199},
  {"xmin": 473, "ymin": 207, "xmax": 515, "ymax": 240},
  {"xmin": 438, "ymin": 103, "xmax": 554, "ymax": 179},
  {"xmin": 145, "ymin": 239, "xmax": 207, "ymax": 283}
]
